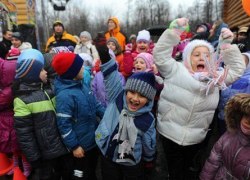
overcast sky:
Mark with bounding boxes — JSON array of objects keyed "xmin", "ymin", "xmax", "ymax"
[{"xmin": 66, "ymin": 0, "xmax": 193, "ymax": 22}]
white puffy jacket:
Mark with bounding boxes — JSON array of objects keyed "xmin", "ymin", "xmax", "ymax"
[{"xmin": 153, "ymin": 29, "xmax": 245, "ymax": 145}]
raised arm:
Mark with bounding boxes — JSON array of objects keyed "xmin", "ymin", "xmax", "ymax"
[
  {"xmin": 153, "ymin": 18, "xmax": 188, "ymax": 78},
  {"xmin": 218, "ymin": 28, "xmax": 246, "ymax": 85},
  {"xmin": 97, "ymin": 45, "xmax": 123, "ymax": 102}
]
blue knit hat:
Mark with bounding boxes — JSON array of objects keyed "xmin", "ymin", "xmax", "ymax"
[
  {"xmin": 17, "ymin": 49, "xmax": 44, "ymax": 65},
  {"xmin": 15, "ymin": 49, "xmax": 44, "ymax": 82},
  {"xmin": 15, "ymin": 59, "xmax": 44, "ymax": 82},
  {"xmin": 125, "ymin": 72, "xmax": 156, "ymax": 100}
]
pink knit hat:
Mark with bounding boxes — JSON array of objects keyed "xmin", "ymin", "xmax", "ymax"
[{"xmin": 135, "ymin": 52, "xmax": 154, "ymax": 70}]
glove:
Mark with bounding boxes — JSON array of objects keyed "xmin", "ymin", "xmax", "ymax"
[
  {"xmin": 96, "ymin": 45, "xmax": 111, "ymax": 64},
  {"xmin": 169, "ymin": 18, "xmax": 189, "ymax": 36},
  {"xmin": 218, "ymin": 28, "xmax": 233, "ymax": 50}
]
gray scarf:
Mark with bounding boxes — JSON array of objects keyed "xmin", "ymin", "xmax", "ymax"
[{"xmin": 115, "ymin": 109, "xmax": 138, "ymax": 164}]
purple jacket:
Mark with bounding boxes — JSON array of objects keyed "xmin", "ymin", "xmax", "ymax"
[
  {"xmin": 0, "ymin": 59, "xmax": 19, "ymax": 153},
  {"xmin": 91, "ymin": 71, "xmax": 125, "ymax": 107},
  {"xmin": 200, "ymin": 131, "xmax": 250, "ymax": 180}
]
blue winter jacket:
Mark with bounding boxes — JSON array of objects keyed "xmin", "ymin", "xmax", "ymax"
[
  {"xmin": 218, "ymin": 69, "xmax": 250, "ymax": 122},
  {"xmin": 95, "ymin": 59, "xmax": 156, "ymax": 166},
  {"xmin": 54, "ymin": 77, "xmax": 105, "ymax": 151}
]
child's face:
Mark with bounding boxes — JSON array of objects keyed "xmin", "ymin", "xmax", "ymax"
[
  {"xmin": 80, "ymin": 36, "xmax": 89, "ymax": 43},
  {"xmin": 134, "ymin": 58, "xmax": 147, "ymax": 72},
  {"xmin": 74, "ymin": 66, "xmax": 84, "ymax": 80},
  {"xmin": 39, "ymin": 69, "xmax": 47, "ymax": 83},
  {"xmin": 136, "ymin": 41, "xmax": 149, "ymax": 53},
  {"xmin": 190, "ymin": 46, "xmax": 210, "ymax": 72},
  {"xmin": 242, "ymin": 116, "xmax": 250, "ymax": 126},
  {"xmin": 11, "ymin": 37, "xmax": 21, "ymax": 48},
  {"xmin": 107, "ymin": 42, "xmax": 116, "ymax": 52},
  {"xmin": 126, "ymin": 90, "xmax": 148, "ymax": 112}
]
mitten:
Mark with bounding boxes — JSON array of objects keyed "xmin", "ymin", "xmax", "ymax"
[
  {"xmin": 125, "ymin": 44, "xmax": 132, "ymax": 52},
  {"xmin": 218, "ymin": 28, "xmax": 233, "ymax": 50},
  {"xmin": 96, "ymin": 45, "xmax": 111, "ymax": 64},
  {"xmin": 169, "ymin": 18, "xmax": 189, "ymax": 36}
]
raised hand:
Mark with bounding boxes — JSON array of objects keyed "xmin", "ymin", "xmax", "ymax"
[
  {"xmin": 96, "ymin": 45, "xmax": 111, "ymax": 64},
  {"xmin": 218, "ymin": 28, "xmax": 234, "ymax": 50},
  {"xmin": 169, "ymin": 18, "xmax": 189, "ymax": 35}
]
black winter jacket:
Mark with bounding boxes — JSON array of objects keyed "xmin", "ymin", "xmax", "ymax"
[{"xmin": 13, "ymin": 82, "xmax": 68, "ymax": 164}]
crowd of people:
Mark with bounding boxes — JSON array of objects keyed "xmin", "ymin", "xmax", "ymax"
[{"xmin": 0, "ymin": 16, "xmax": 250, "ymax": 180}]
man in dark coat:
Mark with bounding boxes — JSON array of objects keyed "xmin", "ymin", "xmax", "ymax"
[{"xmin": 0, "ymin": 29, "xmax": 12, "ymax": 59}]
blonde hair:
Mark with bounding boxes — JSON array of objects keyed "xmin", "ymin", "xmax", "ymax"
[{"xmin": 225, "ymin": 93, "xmax": 250, "ymax": 132}]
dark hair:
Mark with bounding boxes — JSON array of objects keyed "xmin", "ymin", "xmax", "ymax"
[{"xmin": 3, "ymin": 29, "xmax": 12, "ymax": 35}]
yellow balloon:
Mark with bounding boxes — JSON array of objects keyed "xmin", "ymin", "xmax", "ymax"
[{"xmin": 242, "ymin": 0, "xmax": 250, "ymax": 16}]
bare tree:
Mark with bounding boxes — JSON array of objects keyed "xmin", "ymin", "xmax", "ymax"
[{"xmin": 176, "ymin": 4, "xmax": 185, "ymax": 18}]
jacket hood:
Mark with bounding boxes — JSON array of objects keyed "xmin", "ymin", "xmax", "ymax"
[
  {"xmin": 108, "ymin": 17, "xmax": 120, "ymax": 34},
  {"xmin": 54, "ymin": 76, "xmax": 82, "ymax": 94}
]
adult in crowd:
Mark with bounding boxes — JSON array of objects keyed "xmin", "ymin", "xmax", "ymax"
[
  {"xmin": 74, "ymin": 31, "xmax": 99, "ymax": 64},
  {"xmin": 45, "ymin": 20, "xmax": 77, "ymax": 52},
  {"xmin": 208, "ymin": 20, "xmax": 228, "ymax": 49},
  {"xmin": 191, "ymin": 23, "xmax": 211, "ymax": 41},
  {"xmin": 0, "ymin": 29, "xmax": 12, "ymax": 59},
  {"xmin": 105, "ymin": 17, "xmax": 127, "ymax": 51},
  {"xmin": 11, "ymin": 32, "xmax": 32, "ymax": 52},
  {"xmin": 236, "ymin": 26, "xmax": 249, "ymax": 52}
]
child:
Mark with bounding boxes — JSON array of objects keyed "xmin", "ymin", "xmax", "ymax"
[
  {"xmin": 133, "ymin": 52, "xmax": 164, "ymax": 117},
  {"xmin": 52, "ymin": 52, "xmax": 105, "ymax": 180},
  {"xmin": 13, "ymin": 49, "xmax": 70, "ymax": 179},
  {"xmin": 0, "ymin": 58, "xmax": 31, "ymax": 177},
  {"xmin": 200, "ymin": 93, "xmax": 250, "ymax": 180},
  {"xmin": 95, "ymin": 45, "xmax": 157, "ymax": 180},
  {"xmin": 133, "ymin": 52, "xmax": 154, "ymax": 73},
  {"xmin": 123, "ymin": 30, "xmax": 153, "ymax": 78},
  {"xmin": 153, "ymin": 18, "xmax": 245, "ymax": 180},
  {"xmin": 106, "ymin": 37, "xmax": 126, "ymax": 76}
]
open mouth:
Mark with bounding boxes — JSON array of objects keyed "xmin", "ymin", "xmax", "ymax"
[
  {"xmin": 138, "ymin": 47, "xmax": 146, "ymax": 51},
  {"xmin": 135, "ymin": 67, "xmax": 142, "ymax": 71},
  {"xmin": 128, "ymin": 100, "xmax": 139, "ymax": 111},
  {"xmin": 196, "ymin": 64, "xmax": 205, "ymax": 72}
]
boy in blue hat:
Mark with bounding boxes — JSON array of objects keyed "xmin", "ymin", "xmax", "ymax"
[{"xmin": 13, "ymin": 49, "xmax": 70, "ymax": 179}]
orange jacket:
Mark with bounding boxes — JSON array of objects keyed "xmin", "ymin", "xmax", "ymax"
[{"xmin": 105, "ymin": 17, "xmax": 126, "ymax": 51}]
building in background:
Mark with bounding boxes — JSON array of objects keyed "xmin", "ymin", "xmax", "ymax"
[
  {"xmin": 223, "ymin": 0, "xmax": 250, "ymax": 28},
  {"xmin": 0, "ymin": 0, "xmax": 37, "ymax": 48}
]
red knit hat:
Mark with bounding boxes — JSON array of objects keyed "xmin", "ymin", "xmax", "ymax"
[{"xmin": 52, "ymin": 52, "xmax": 84, "ymax": 79}]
